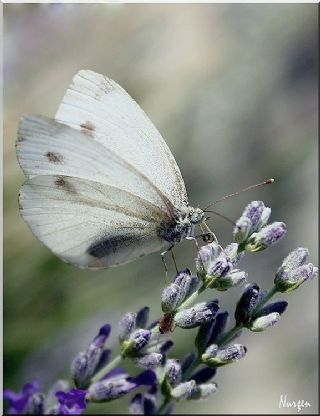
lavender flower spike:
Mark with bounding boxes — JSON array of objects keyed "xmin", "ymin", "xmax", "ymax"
[{"xmin": 245, "ymin": 222, "xmax": 287, "ymax": 252}]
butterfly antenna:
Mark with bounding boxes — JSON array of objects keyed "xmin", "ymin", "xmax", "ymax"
[
  {"xmin": 205, "ymin": 211, "xmax": 236, "ymax": 226},
  {"xmin": 203, "ymin": 178, "xmax": 274, "ymax": 212}
]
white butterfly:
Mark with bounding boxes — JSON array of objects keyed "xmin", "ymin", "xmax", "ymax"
[{"xmin": 16, "ymin": 70, "xmax": 205, "ymax": 269}]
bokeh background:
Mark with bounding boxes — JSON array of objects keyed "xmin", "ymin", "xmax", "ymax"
[{"xmin": 3, "ymin": 3, "xmax": 318, "ymax": 414}]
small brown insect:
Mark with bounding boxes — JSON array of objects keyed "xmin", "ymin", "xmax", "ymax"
[{"xmin": 159, "ymin": 313, "xmax": 175, "ymax": 334}]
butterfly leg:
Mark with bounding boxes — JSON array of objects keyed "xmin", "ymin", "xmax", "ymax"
[
  {"xmin": 161, "ymin": 244, "xmax": 174, "ymax": 284},
  {"xmin": 171, "ymin": 249, "xmax": 179, "ymax": 274}
]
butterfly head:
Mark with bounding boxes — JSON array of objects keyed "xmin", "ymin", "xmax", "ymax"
[{"xmin": 188, "ymin": 207, "xmax": 205, "ymax": 225}]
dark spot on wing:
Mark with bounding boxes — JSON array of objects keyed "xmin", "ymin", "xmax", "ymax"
[
  {"xmin": 45, "ymin": 151, "xmax": 63, "ymax": 164},
  {"xmin": 18, "ymin": 193, "xmax": 22, "ymax": 210},
  {"xmin": 17, "ymin": 133, "xmax": 25, "ymax": 142},
  {"xmin": 80, "ymin": 121, "xmax": 95, "ymax": 137},
  {"xmin": 87, "ymin": 234, "xmax": 139, "ymax": 258},
  {"xmin": 54, "ymin": 176, "xmax": 77, "ymax": 194}
]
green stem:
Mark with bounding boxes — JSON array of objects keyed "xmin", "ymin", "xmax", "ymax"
[
  {"xmin": 158, "ymin": 398, "xmax": 171, "ymax": 415},
  {"xmin": 217, "ymin": 324, "xmax": 243, "ymax": 347},
  {"xmin": 182, "ymin": 357, "xmax": 202, "ymax": 381},
  {"xmin": 177, "ymin": 285, "xmax": 206, "ymax": 311},
  {"xmin": 90, "ymin": 354, "xmax": 123, "ymax": 384}
]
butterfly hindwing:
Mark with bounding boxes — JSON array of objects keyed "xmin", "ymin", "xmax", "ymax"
[{"xmin": 19, "ymin": 174, "xmax": 170, "ymax": 268}]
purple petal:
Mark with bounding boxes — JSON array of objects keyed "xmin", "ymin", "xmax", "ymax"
[
  {"xmin": 56, "ymin": 388, "xmax": 87, "ymax": 415},
  {"xmin": 127, "ymin": 370, "xmax": 157, "ymax": 388},
  {"xmin": 4, "ymin": 380, "xmax": 40, "ymax": 414},
  {"xmin": 101, "ymin": 367, "xmax": 127, "ymax": 381}
]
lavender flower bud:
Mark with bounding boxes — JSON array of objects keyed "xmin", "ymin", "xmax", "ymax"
[
  {"xmin": 171, "ymin": 380, "xmax": 197, "ymax": 400},
  {"xmin": 275, "ymin": 248, "xmax": 318, "ymax": 292},
  {"xmin": 119, "ymin": 312, "xmax": 137, "ymax": 342},
  {"xmin": 244, "ymin": 201, "xmax": 271, "ymax": 231},
  {"xmin": 71, "ymin": 324, "xmax": 111, "ymax": 388},
  {"xmin": 162, "ymin": 270, "xmax": 197, "ymax": 313},
  {"xmin": 71, "ymin": 352, "xmax": 90, "ymax": 388},
  {"xmin": 195, "ymin": 320, "xmax": 216, "ymax": 354},
  {"xmin": 88, "ymin": 378, "xmax": 135, "ymax": 402},
  {"xmin": 92, "ymin": 324, "xmax": 111, "ymax": 347},
  {"xmin": 95, "ymin": 349, "xmax": 112, "ymax": 374},
  {"xmin": 196, "ymin": 242, "xmax": 220, "ymax": 275},
  {"xmin": 280, "ymin": 264, "xmax": 318, "ymax": 293},
  {"xmin": 190, "ymin": 383, "xmax": 217, "ymax": 400},
  {"xmin": 210, "ymin": 269, "xmax": 247, "ymax": 291},
  {"xmin": 174, "ymin": 301, "xmax": 219, "ymax": 329},
  {"xmin": 25, "ymin": 392, "xmax": 45, "ymax": 414},
  {"xmin": 174, "ymin": 269, "xmax": 193, "ymax": 304},
  {"xmin": 136, "ymin": 307, "xmax": 150, "ymax": 329},
  {"xmin": 158, "ymin": 340, "xmax": 174, "ymax": 355},
  {"xmin": 46, "ymin": 380, "xmax": 69, "ymax": 412},
  {"xmin": 233, "ymin": 217, "xmax": 252, "ymax": 243},
  {"xmin": 277, "ymin": 247, "xmax": 310, "ymax": 273},
  {"xmin": 130, "ymin": 393, "xmax": 157, "ymax": 415},
  {"xmin": 124, "ymin": 329, "xmax": 151, "ymax": 354},
  {"xmin": 202, "ymin": 344, "xmax": 247, "ymax": 367},
  {"xmin": 235, "ymin": 284, "xmax": 260, "ymax": 326},
  {"xmin": 250, "ymin": 312, "xmax": 281, "ymax": 332},
  {"xmin": 165, "ymin": 359, "xmax": 182, "ymax": 387},
  {"xmin": 134, "ymin": 353, "xmax": 163, "ymax": 369},
  {"xmin": 161, "ymin": 284, "xmax": 180, "ymax": 313},
  {"xmin": 181, "ymin": 353, "xmax": 197, "ymax": 375},
  {"xmin": 234, "ymin": 201, "xmax": 272, "ymax": 244},
  {"xmin": 185, "ymin": 275, "xmax": 202, "ymax": 299},
  {"xmin": 141, "ymin": 393, "xmax": 157, "ymax": 415},
  {"xmin": 207, "ymin": 254, "xmax": 233, "ymax": 279},
  {"xmin": 245, "ymin": 222, "xmax": 287, "ymax": 252},
  {"xmin": 129, "ymin": 394, "xmax": 145, "ymax": 415},
  {"xmin": 192, "ymin": 367, "xmax": 217, "ymax": 384},
  {"xmin": 196, "ymin": 311, "xmax": 229, "ymax": 354},
  {"xmin": 224, "ymin": 243, "xmax": 245, "ymax": 265},
  {"xmin": 254, "ymin": 301, "xmax": 288, "ymax": 318},
  {"xmin": 209, "ymin": 312, "xmax": 229, "ymax": 344}
]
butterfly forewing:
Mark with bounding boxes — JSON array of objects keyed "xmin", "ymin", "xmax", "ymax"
[
  {"xmin": 17, "ymin": 115, "xmax": 170, "ymax": 213},
  {"xmin": 55, "ymin": 69, "xmax": 188, "ymax": 209}
]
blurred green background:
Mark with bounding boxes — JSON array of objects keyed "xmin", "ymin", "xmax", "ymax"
[{"xmin": 3, "ymin": 3, "xmax": 318, "ymax": 414}]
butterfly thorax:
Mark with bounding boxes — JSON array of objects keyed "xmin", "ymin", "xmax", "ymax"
[{"xmin": 158, "ymin": 206, "xmax": 204, "ymax": 244}]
